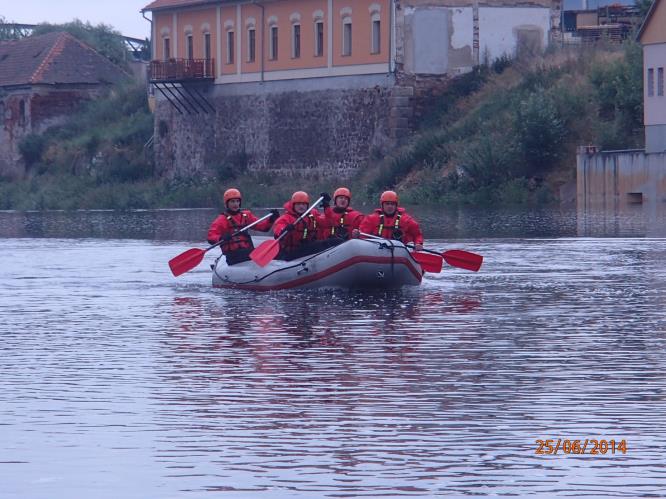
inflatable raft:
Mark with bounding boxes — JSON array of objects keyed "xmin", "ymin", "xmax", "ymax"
[{"xmin": 212, "ymin": 238, "xmax": 423, "ymax": 291}]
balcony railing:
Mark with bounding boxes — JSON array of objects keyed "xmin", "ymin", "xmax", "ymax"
[{"xmin": 150, "ymin": 58, "xmax": 215, "ymax": 82}]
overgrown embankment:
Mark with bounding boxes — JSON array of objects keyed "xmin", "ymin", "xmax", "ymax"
[
  {"xmin": 361, "ymin": 43, "xmax": 643, "ymax": 205},
  {"xmin": 1, "ymin": 43, "xmax": 644, "ymax": 210}
]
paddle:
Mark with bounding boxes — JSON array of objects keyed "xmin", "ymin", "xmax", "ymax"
[
  {"xmin": 168, "ymin": 212, "xmax": 274, "ymax": 277},
  {"xmin": 250, "ymin": 196, "xmax": 325, "ymax": 267},
  {"xmin": 359, "ymin": 232, "xmax": 443, "ymax": 273},
  {"xmin": 406, "ymin": 244, "xmax": 483, "ymax": 272}
]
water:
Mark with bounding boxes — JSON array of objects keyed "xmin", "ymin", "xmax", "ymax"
[{"xmin": 1, "ymin": 206, "xmax": 666, "ymax": 498}]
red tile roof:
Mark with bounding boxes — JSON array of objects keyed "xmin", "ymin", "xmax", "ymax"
[
  {"xmin": 0, "ymin": 31, "xmax": 129, "ymax": 87},
  {"xmin": 142, "ymin": 0, "xmax": 219, "ymax": 12}
]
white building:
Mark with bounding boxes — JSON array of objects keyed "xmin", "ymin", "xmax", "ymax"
[{"xmin": 638, "ymin": 0, "xmax": 666, "ymax": 153}]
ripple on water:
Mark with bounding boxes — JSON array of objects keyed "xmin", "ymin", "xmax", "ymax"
[{"xmin": 1, "ymin": 236, "xmax": 665, "ymax": 498}]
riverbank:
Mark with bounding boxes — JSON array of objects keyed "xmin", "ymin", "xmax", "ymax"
[{"xmin": 2, "ymin": 43, "xmax": 643, "ymax": 211}]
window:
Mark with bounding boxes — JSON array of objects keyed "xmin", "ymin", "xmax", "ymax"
[
  {"xmin": 203, "ymin": 33, "xmax": 211, "ymax": 76},
  {"xmin": 248, "ymin": 28, "xmax": 256, "ymax": 62},
  {"xmin": 315, "ymin": 21, "xmax": 324, "ymax": 57},
  {"xmin": 659, "ymin": 68, "xmax": 664, "ymax": 97},
  {"xmin": 270, "ymin": 26, "xmax": 278, "ymax": 60},
  {"xmin": 203, "ymin": 33, "xmax": 211, "ymax": 60},
  {"xmin": 227, "ymin": 31, "xmax": 235, "ymax": 64},
  {"xmin": 292, "ymin": 24, "xmax": 301, "ymax": 58},
  {"xmin": 19, "ymin": 100, "xmax": 26, "ymax": 126},
  {"xmin": 372, "ymin": 20, "xmax": 381, "ymax": 54},
  {"xmin": 342, "ymin": 20, "xmax": 352, "ymax": 56},
  {"xmin": 186, "ymin": 34, "xmax": 193, "ymax": 60},
  {"xmin": 648, "ymin": 68, "xmax": 654, "ymax": 97},
  {"xmin": 163, "ymin": 38, "xmax": 171, "ymax": 60}
]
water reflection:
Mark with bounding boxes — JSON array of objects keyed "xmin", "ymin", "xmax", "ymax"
[{"xmin": 2, "ymin": 203, "xmax": 666, "ymax": 240}]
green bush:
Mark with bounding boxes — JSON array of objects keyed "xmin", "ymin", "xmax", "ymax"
[
  {"xmin": 513, "ymin": 90, "xmax": 567, "ymax": 174},
  {"xmin": 18, "ymin": 134, "xmax": 46, "ymax": 166}
]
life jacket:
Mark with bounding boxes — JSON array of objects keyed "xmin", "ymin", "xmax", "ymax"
[
  {"xmin": 377, "ymin": 212, "xmax": 403, "ymax": 241},
  {"xmin": 325, "ymin": 207, "xmax": 363, "ymax": 240},
  {"xmin": 274, "ymin": 201, "xmax": 322, "ymax": 253},
  {"xmin": 221, "ymin": 210, "xmax": 254, "ymax": 253}
]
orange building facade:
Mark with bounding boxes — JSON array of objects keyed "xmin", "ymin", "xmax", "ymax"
[
  {"xmin": 145, "ymin": 0, "xmax": 392, "ymax": 84},
  {"xmin": 141, "ymin": 0, "xmax": 560, "ymax": 179}
]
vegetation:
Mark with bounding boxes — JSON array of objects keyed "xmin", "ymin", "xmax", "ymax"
[
  {"xmin": 361, "ymin": 42, "xmax": 644, "ymax": 206},
  {"xmin": 1, "ymin": 34, "xmax": 645, "ymax": 210},
  {"xmin": 0, "ymin": 17, "xmax": 142, "ymax": 66}
]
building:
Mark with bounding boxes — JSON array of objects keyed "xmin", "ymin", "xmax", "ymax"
[
  {"xmin": 0, "ymin": 32, "xmax": 130, "ymax": 179},
  {"xmin": 142, "ymin": 0, "xmax": 562, "ymax": 178},
  {"xmin": 638, "ymin": 0, "xmax": 666, "ymax": 153},
  {"xmin": 576, "ymin": 0, "xmax": 666, "ymax": 214}
]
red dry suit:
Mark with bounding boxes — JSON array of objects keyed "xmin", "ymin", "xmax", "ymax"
[
  {"xmin": 207, "ymin": 210, "xmax": 273, "ymax": 253},
  {"xmin": 322, "ymin": 206, "xmax": 365, "ymax": 240},
  {"xmin": 273, "ymin": 201, "xmax": 327, "ymax": 253},
  {"xmin": 359, "ymin": 207, "xmax": 424, "ymax": 245}
]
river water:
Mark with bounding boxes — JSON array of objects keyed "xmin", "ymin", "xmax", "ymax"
[{"xmin": 1, "ymin": 206, "xmax": 665, "ymax": 498}]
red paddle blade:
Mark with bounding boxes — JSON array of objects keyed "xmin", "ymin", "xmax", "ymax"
[
  {"xmin": 250, "ymin": 239, "xmax": 280, "ymax": 267},
  {"xmin": 443, "ymin": 250, "xmax": 483, "ymax": 272},
  {"xmin": 169, "ymin": 248, "xmax": 206, "ymax": 277},
  {"xmin": 411, "ymin": 251, "xmax": 443, "ymax": 273}
]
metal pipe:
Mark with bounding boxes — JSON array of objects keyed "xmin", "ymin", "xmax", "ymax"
[
  {"xmin": 142, "ymin": 11, "xmax": 154, "ymax": 60},
  {"xmin": 258, "ymin": 1, "xmax": 265, "ymax": 83}
]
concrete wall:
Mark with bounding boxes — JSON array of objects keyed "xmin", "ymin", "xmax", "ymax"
[
  {"xmin": 646, "ymin": 125, "xmax": 666, "ymax": 154},
  {"xmin": 153, "ymin": 74, "xmax": 401, "ymax": 179},
  {"xmin": 577, "ymin": 149, "xmax": 666, "ymax": 209},
  {"xmin": 400, "ymin": 3, "xmax": 552, "ymax": 74},
  {"xmin": 479, "ymin": 7, "xmax": 550, "ymax": 62}
]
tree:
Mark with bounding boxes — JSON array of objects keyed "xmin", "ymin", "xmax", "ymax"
[
  {"xmin": 0, "ymin": 16, "xmax": 31, "ymax": 41},
  {"xmin": 32, "ymin": 20, "xmax": 128, "ymax": 67}
]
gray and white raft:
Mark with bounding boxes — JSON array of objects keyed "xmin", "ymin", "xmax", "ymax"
[{"xmin": 212, "ymin": 238, "xmax": 423, "ymax": 291}]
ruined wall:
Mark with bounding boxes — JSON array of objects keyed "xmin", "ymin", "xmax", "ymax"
[
  {"xmin": 153, "ymin": 76, "xmax": 401, "ymax": 179},
  {"xmin": 397, "ymin": 0, "xmax": 558, "ymax": 73},
  {"xmin": 0, "ymin": 86, "xmax": 103, "ymax": 179}
]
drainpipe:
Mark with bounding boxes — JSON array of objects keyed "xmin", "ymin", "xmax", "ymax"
[
  {"xmin": 142, "ymin": 11, "xmax": 153, "ymax": 60},
  {"xmin": 254, "ymin": 1, "xmax": 265, "ymax": 83},
  {"xmin": 388, "ymin": 0, "xmax": 394, "ymax": 74}
]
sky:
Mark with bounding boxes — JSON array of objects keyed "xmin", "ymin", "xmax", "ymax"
[{"xmin": 2, "ymin": 0, "xmax": 152, "ymax": 39}]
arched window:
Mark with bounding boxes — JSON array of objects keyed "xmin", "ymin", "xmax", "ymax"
[
  {"xmin": 246, "ymin": 17, "xmax": 256, "ymax": 63},
  {"xmin": 340, "ymin": 7, "xmax": 352, "ymax": 57},
  {"xmin": 18, "ymin": 99, "xmax": 26, "ymax": 127},
  {"xmin": 268, "ymin": 16, "xmax": 279, "ymax": 60},
  {"xmin": 369, "ymin": 4, "xmax": 381, "ymax": 54},
  {"xmin": 313, "ymin": 10, "xmax": 324, "ymax": 57},
  {"xmin": 290, "ymin": 13, "xmax": 301, "ymax": 59},
  {"xmin": 160, "ymin": 26, "xmax": 171, "ymax": 60},
  {"xmin": 224, "ymin": 19, "xmax": 235, "ymax": 64}
]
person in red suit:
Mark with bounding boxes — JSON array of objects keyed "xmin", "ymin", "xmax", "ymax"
[
  {"xmin": 273, "ymin": 191, "xmax": 338, "ymax": 261},
  {"xmin": 207, "ymin": 188, "xmax": 279, "ymax": 265},
  {"xmin": 321, "ymin": 187, "xmax": 365, "ymax": 241},
  {"xmin": 359, "ymin": 190, "xmax": 424, "ymax": 251}
]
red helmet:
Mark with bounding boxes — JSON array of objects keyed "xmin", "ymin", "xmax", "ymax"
[
  {"xmin": 333, "ymin": 187, "xmax": 351, "ymax": 201},
  {"xmin": 223, "ymin": 188, "xmax": 242, "ymax": 205},
  {"xmin": 380, "ymin": 190, "xmax": 398, "ymax": 204},
  {"xmin": 291, "ymin": 191, "xmax": 310, "ymax": 204}
]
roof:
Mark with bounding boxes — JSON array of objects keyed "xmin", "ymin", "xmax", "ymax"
[
  {"xmin": 141, "ymin": 0, "xmax": 219, "ymax": 12},
  {"xmin": 0, "ymin": 31, "xmax": 130, "ymax": 88},
  {"xmin": 637, "ymin": 0, "xmax": 662, "ymax": 42}
]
